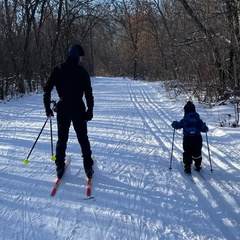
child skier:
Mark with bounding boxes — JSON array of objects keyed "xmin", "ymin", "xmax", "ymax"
[{"xmin": 171, "ymin": 101, "xmax": 208, "ymax": 173}]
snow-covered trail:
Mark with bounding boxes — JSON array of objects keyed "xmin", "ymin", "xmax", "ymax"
[{"xmin": 0, "ymin": 77, "xmax": 239, "ymax": 240}]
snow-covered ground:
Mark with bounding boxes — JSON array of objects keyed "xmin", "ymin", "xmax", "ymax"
[{"xmin": 0, "ymin": 77, "xmax": 239, "ymax": 240}]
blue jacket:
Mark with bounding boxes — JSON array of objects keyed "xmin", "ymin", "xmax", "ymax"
[{"xmin": 172, "ymin": 112, "xmax": 208, "ymax": 136}]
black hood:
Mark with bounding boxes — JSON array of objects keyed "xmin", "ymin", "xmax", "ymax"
[
  {"xmin": 67, "ymin": 44, "xmax": 85, "ymax": 62},
  {"xmin": 184, "ymin": 101, "xmax": 196, "ymax": 115}
]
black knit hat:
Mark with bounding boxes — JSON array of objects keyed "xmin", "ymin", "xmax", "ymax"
[
  {"xmin": 67, "ymin": 44, "xmax": 85, "ymax": 61},
  {"xmin": 184, "ymin": 101, "xmax": 196, "ymax": 114}
]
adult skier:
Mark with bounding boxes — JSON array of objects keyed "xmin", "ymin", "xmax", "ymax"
[{"xmin": 43, "ymin": 44, "xmax": 94, "ymax": 179}]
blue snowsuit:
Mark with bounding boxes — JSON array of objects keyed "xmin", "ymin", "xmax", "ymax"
[{"xmin": 172, "ymin": 102, "xmax": 208, "ymax": 171}]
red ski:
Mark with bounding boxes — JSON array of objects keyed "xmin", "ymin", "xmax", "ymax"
[
  {"xmin": 50, "ymin": 157, "xmax": 71, "ymax": 196},
  {"xmin": 86, "ymin": 178, "xmax": 92, "ymax": 197},
  {"xmin": 86, "ymin": 156, "xmax": 94, "ymax": 198}
]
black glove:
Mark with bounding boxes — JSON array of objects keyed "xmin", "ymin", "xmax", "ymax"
[
  {"xmin": 201, "ymin": 122, "xmax": 208, "ymax": 132},
  {"xmin": 171, "ymin": 121, "xmax": 178, "ymax": 129},
  {"xmin": 46, "ymin": 108, "xmax": 54, "ymax": 117},
  {"xmin": 85, "ymin": 109, "xmax": 93, "ymax": 121}
]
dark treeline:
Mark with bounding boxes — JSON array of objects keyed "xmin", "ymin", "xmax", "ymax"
[{"xmin": 0, "ymin": 0, "xmax": 240, "ymax": 103}]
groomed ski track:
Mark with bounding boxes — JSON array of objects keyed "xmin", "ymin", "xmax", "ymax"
[{"xmin": 0, "ymin": 77, "xmax": 239, "ymax": 240}]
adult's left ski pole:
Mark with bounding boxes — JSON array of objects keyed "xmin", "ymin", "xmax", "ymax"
[
  {"xmin": 23, "ymin": 117, "xmax": 50, "ymax": 164},
  {"xmin": 169, "ymin": 128, "xmax": 175, "ymax": 170}
]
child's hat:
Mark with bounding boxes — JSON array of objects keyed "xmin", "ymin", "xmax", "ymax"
[{"xmin": 184, "ymin": 101, "xmax": 196, "ymax": 114}]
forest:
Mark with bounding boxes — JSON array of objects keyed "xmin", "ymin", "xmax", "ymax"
[{"xmin": 0, "ymin": 0, "xmax": 240, "ymax": 106}]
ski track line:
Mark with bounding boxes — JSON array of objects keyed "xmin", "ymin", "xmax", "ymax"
[
  {"xmin": 22, "ymin": 198, "xmax": 36, "ymax": 240},
  {"xmin": 92, "ymin": 206, "xmax": 117, "ymax": 240},
  {"xmin": 136, "ymin": 82, "xmax": 179, "ymax": 152},
  {"xmin": 122, "ymin": 161, "xmax": 149, "ymax": 239},
  {"xmin": 127, "ymin": 80, "xmax": 172, "ymax": 155}
]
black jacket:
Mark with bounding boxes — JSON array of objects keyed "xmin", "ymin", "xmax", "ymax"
[{"xmin": 43, "ymin": 57, "xmax": 94, "ymax": 115}]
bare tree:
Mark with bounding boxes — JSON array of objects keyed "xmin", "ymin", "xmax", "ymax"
[
  {"xmin": 0, "ymin": 0, "xmax": 240, "ymax": 103},
  {"xmin": 111, "ymin": 0, "xmax": 146, "ymax": 79}
]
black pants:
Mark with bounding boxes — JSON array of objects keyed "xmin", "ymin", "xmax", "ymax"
[
  {"xmin": 55, "ymin": 102, "xmax": 93, "ymax": 170},
  {"xmin": 183, "ymin": 135, "xmax": 202, "ymax": 167}
]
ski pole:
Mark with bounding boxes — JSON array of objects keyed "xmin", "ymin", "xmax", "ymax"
[
  {"xmin": 50, "ymin": 116, "xmax": 56, "ymax": 161},
  {"xmin": 23, "ymin": 100, "xmax": 57, "ymax": 164},
  {"xmin": 205, "ymin": 132, "xmax": 213, "ymax": 172},
  {"xmin": 169, "ymin": 128, "xmax": 176, "ymax": 170},
  {"xmin": 23, "ymin": 117, "xmax": 50, "ymax": 164}
]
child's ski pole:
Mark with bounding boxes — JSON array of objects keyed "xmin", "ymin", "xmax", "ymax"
[
  {"xmin": 169, "ymin": 128, "xmax": 176, "ymax": 170},
  {"xmin": 206, "ymin": 132, "xmax": 213, "ymax": 172}
]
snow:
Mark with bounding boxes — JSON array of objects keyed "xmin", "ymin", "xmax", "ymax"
[{"xmin": 0, "ymin": 77, "xmax": 239, "ymax": 240}]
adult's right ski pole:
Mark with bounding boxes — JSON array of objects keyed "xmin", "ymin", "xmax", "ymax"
[
  {"xmin": 169, "ymin": 128, "xmax": 176, "ymax": 170},
  {"xmin": 23, "ymin": 117, "xmax": 50, "ymax": 164},
  {"xmin": 50, "ymin": 116, "xmax": 56, "ymax": 161}
]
